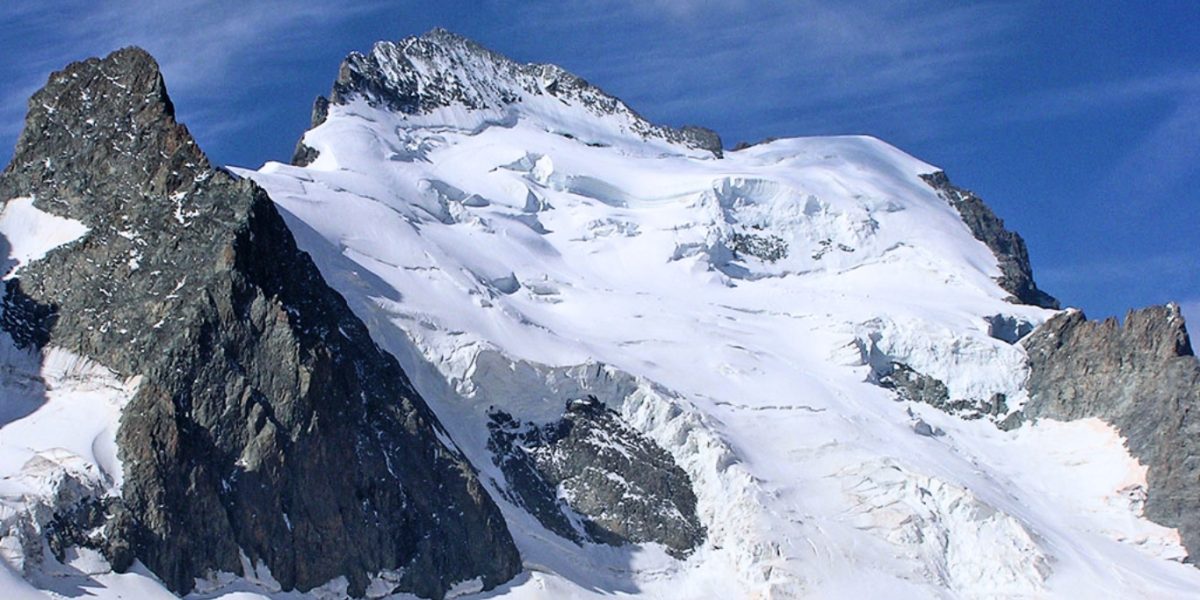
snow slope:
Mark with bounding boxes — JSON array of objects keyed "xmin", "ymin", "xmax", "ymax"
[
  {"xmin": 221, "ymin": 93, "xmax": 1200, "ymax": 598},
  {"xmin": 0, "ymin": 199, "xmax": 150, "ymax": 598},
  {"xmin": 2, "ymin": 38, "xmax": 1197, "ymax": 598}
]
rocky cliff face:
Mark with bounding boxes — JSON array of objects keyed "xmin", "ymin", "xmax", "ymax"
[
  {"xmin": 0, "ymin": 48, "xmax": 519, "ymax": 598},
  {"xmin": 1022, "ymin": 305, "xmax": 1200, "ymax": 560},
  {"xmin": 292, "ymin": 28, "xmax": 722, "ymax": 165},
  {"xmin": 487, "ymin": 396, "xmax": 704, "ymax": 557},
  {"xmin": 920, "ymin": 171, "xmax": 1059, "ymax": 309}
]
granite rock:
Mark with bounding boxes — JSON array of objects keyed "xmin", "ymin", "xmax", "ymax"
[
  {"xmin": 1022, "ymin": 305, "xmax": 1200, "ymax": 561},
  {"xmin": 0, "ymin": 47, "xmax": 519, "ymax": 599}
]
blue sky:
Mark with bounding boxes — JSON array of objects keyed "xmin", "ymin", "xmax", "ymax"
[{"xmin": 1, "ymin": 1, "xmax": 1197, "ymax": 325}]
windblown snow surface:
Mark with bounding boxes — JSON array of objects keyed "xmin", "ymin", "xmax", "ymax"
[
  {"xmin": 234, "ymin": 96, "xmax": 1199, "ymax": 599},
  {"xmin": 3, "ymin": 89, "xmax": 1200, "ymax": 598}
]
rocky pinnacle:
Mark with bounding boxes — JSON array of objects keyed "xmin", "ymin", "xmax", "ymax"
[{"xmin": 0, "ymin": 47, "xmax": 520, "ymax": 598}]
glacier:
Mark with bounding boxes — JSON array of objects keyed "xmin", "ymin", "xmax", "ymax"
[
  {"xmin": 235, "ymin": 32, "xmax": 1197, "ymax": 598},
  {"xmin": 1, "ymin": 30, "xmax": 1198, "ymax": 599}
]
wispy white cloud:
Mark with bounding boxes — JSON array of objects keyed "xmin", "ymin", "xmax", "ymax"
[
  {"xmin": 1039, "ymin": 252, "xmax": 1197, "ymax": 287},
  {"xmin": 0, "ymin": 0, "xmax": 389, "ymax": 160},
  {"xmin": 1036, "ymin": 251, "xmax": 1198, "ymax": 321},
  {"xmin": 1005, "ymin": 71, "xmax": 1200, "ymax": 122},
  {"xmin": 1100, "ymin": 88, "xmax": 1200, "ymax": 206},
  {"xmin": 14, "ymin": 0, "xmax": 386, "ymax": 90},
  {"xmin": 0, "ymin": 0, "xmax": 1132, "ymax": 152},
  {"xmin": 3, "ymin": 0, "xmax": 1196, "ymax": 189},
  {"xmin": 490, "ymin": 0, "xmax": 1021, "ymax": 144}
]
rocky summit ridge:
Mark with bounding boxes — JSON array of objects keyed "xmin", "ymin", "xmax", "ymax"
[{"xmin": 292, "ymin": 28, "xmax": 721, "ymax": 165}]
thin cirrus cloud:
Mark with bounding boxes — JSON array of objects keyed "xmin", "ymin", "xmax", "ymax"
[
  {"xmin": 2, "ymin": 1, "xmax": 1192, "ymax": 162},
  {"xmin": 499, "ymin": 0, "xmax": 1021, "ymax": 142},
  {"xmin": 0, "ymin": 0, "xmax": 390, "ymax": 160},
  {"xmin": 561, "ymin": 0, "xmax": 1198, "ymax": 175},
  {"xmin": 31, "ymin": 0, "xmax": 385, "ymax": 89},
  {"xmin": 1100, "ymin": 89, "xmax": 1200, "ymax": 206},
  {"xmin": 1036, "ymin": 247, "xmax": 1199, "ymax": 320},
  {"xmin": 5, "ymin": 0, "xmax": 1178, "ymax": 163},
  {"xmin": 1004, "ymin": 71, "xmax": 1200, "ymax": 122},
  {"xmin": 1039, "ymin": 252, "xmax": 1197, "ymax": 287},
  {"xmin": 2, "ymin": 0, "xmax": 1023, "ymax": 161}
]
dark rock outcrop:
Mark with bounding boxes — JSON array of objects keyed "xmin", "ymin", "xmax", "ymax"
[
  {"xmin": 730, "ymin": 136, "xmax": 782, "ymax": 152},
  {"xmin": 875, "ymin": 361, "xmax": 1016, "ymax": 428},
  {"xmin": 0, "ymin": 47, "xmax": 519, "ymax": 598},
  {"xmin": 290, "ymin": 96, "xmax": 329, "ymax": 166},
  {"xmin": 920, "ymin": 171, "xmax": 1058, "ymax": 309},
  {"xmin": 730, "ymin": 231, "xmax": 789, "ymax": 263},
  {"xmin": 1022, "ymin": 305, "xmax": 1200, "ymax": 560},
  {"xmin": 487, "ymin": 396, "xmax": 704, "ymax": 557},
  {"xmin": 290, "ymin": 27, "xmax": 723, "ymax": 165},
  {"xmin": 877, "ymin": 362, "xmax": 950, "ymax": 408}
]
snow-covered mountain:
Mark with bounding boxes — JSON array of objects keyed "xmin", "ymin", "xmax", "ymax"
[{"xmin": 2, "ymin": 29, "xmax": 1199, "ymax": 599}]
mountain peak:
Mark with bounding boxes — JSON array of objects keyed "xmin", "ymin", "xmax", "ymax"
[
  {"xmin": 314, "ymin": 29, "xmax": 722, "ymax": 157},
  {"xmin": 2, "ymin": 45, "xmax": 206, "ymax": 205},
  {"xmin": 413, "ymin": 26, "xmax": 492, "ymax": 53},
  {"xmin": 0, "ymin": 46, "xmax": 520, "ymax": 597},
  {"xmin": 15, "ymin": 46, "xmax": 176, "ymax": 149},
  {"xmin": 5, "ymin": 30, "xmax": 1200, "ymax": 600}
]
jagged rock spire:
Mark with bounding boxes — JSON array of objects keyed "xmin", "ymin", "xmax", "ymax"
[{"xmin": 1, "ymin": 47, "xmax": 520, "ymax": 598}]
